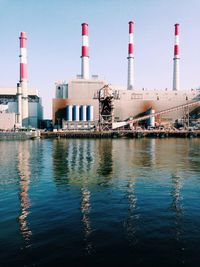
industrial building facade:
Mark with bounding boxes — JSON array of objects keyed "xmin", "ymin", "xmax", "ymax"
[
  {"xmin": 52, "ymin": 22, "xmax": 200, "ymax": 128},
  {"xmin": 0, "ymin": 87, "xmax": 43, "ymax": 130},
  {"xmin": 53, "ymin": 80, "xmax": 199, "ymax": 127}
]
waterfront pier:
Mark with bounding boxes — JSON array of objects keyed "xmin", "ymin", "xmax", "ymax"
[{"xmin": 41, "ymin": 129, "xmax": 200, "ymax": 139}]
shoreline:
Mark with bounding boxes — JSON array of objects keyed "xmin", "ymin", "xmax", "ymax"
[
  {"xmin": 41, "ymin": 129, "xmax": 200, "ymax": 139},
  {"xmin": 1, "ymin": 129, "xmax": 200, "ymax": 140}
]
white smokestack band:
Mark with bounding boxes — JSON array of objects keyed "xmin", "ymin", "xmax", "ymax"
[
  {"xmin": 81, "ymin": 56, "xmax": 89, "ymax": 79},
  {"xmin": 127, "ymin": 58, "xmax": 134, "ymax": 90}
]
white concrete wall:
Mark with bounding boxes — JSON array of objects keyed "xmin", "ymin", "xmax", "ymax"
[
  {"xmin": 0, "ymin": 87, "xmax": 38, "ymax": 96},
  {"xmin": 0, "ymin": 113, "xmax": 16, "ymax": 130}
]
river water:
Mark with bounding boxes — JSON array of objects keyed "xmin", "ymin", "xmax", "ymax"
[{"xmin": 0, "ymin": 138, "xmax": 200, "ymax": 266}]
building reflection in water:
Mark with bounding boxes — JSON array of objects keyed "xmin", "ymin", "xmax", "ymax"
[
  {"xmin": 53, "ymin": 139, "xmax": 114, "ymax": 185},
  {"xmin": 130, "ymin": 139, "xmax": 156, "ymax": 169},
  {"xmin": 97, "ymin": 139, "xmax": 113, "ymax": 177},
  {"xmin": 52, "ymin": 139, "xmax": 115, "ymax": 252},
  {"xmin": 171, "ymin": 173, "xmax": 183, "ymax": 242},
  {"xmin": 52, "ymin": 140, "xmax": 70, "ymax": 184},
  {"xmin": 52, "ymin": 139, "xmax": 114, "ymax": 254},
  {"xmin": 53, "ymin": 139, "xmax": 96, "ymax": 185},
  {"xmin": 52, "ymin": 139, "xmax": 95, "ymax": 253},
  {"xmin": 18, "ymin": 141, "xmax": 32, "ymax": 245},
  {"xmin": 86, "ymin": 140, "xmax": 93, "ymax": 172},
  {"xmin": 124, "ymin": 179, "xmax": 138, "ymax": 246},
  {"xmin": 65, "ymin": 139, "xmax": 94, "ymax": 175},
  {"xmin": 149, "ymin": 138, "xmax": 156, "ymax": 166}
]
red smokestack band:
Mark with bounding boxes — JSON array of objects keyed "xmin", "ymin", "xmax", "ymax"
[
  {"xmin": 175, "ymin": 23, "xmax": 179, "ymax": 35},
  {"xmin": 82, "ymin": 46, "xmax": 88, "ymax": 57},
  {"xmin": 20, "ymin": 64, "xmax": 27, "ymax": 79},
  {"xmin": 20, "ymin": 32, "xmax": 26, "ymax": 48},
  {"xmin": 174, "ymin": 45, "xmax": 179, "ymax": 56},
  {"xmin": 129, "ymin": 21, "xmax": 133, "ymax": 33},
  {"xmin": 82, "ymin": 23, "xmax": 88, "ymax": 36},
  {"xmin": 128, "ymin": 43, "xmax": 133, "ymax": 54}
]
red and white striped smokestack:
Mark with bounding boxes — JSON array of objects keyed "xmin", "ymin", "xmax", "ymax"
[
  {"xmin": 81, "ymin": 23, "xmax": 89, "ymax": 79},
  {"xmin": 19, "ymin": 32, "xmax": 29, "ymax": 126},
  {"xmin": 127, "ymin": 21, "xmax": 134, "ymax": 90},
  {"xmin": 173, "ymin": 23, "xmax": 180, "ymax": 91}
]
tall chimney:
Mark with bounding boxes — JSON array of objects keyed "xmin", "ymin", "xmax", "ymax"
[
  {"xmin": 81, "ymin": 23, "xmax": 89, "ymax": 79},
  {"xmin": 19, "ymin": 32, "xmax": 29, "ymax": 126},
  {"xmin": 127, "ymin": 21, "xmax": 134, "ymax": 90},
  {"xmin": 173, "ymin": 23, "xmax": 180, "ymax": 91}
]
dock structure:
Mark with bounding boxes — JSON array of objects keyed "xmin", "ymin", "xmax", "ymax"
[{"xmin": 41, "ymin": 129, "xmax": 200, "ymax": 139}]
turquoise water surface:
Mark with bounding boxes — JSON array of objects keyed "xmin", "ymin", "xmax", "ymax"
[{"xmin": 0, "ymin": 138, "xmax": 200, "ymax": 266}]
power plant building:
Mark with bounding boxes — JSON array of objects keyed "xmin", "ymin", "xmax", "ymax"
[{"xmin": 52, "ymin": 22, "xmax": 200, "ymax": 128}]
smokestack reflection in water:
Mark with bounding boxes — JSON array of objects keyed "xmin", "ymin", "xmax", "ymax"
[
  {"xmin": 81, "ymin": 186, "xmax": 93, "ymax": 255},
  {"xmin": 124, "ymin": 179, "xmax": 138, "ymax": 246},
  {"xmin": 97, "ymin": 140, "xmax": 113, "ymax": 178},
  {"xmin": 18, "ymin": 142, "xmax": 32, "ymax": 245},
  {"xmin": 52, "ymin": 140, "xmax": 96, "ymax": 183},
  {"xmin": 52, "ymin": 140, "xmax": 95, "ymax": 254},
  {"xmin": 171, "ymin": 173, "xmax": 183, "ymax": 243}
]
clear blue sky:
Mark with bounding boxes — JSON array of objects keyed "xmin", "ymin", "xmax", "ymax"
[{"xmin": 0, "ymin": 0, "xmax": 200, "ymax": 118}]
